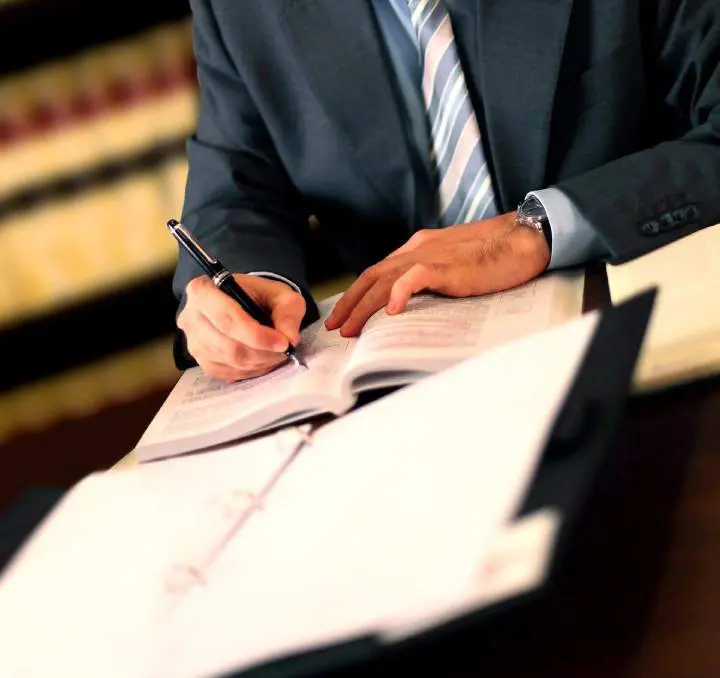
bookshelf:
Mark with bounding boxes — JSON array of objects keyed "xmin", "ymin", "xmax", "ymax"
[
  {"xmin": 0, "ymin": 16, "xmax": 196, "ymax": 388},
  {"xmin": 0, "ymin": 0, "xmax": 348, "ymax": 450}
]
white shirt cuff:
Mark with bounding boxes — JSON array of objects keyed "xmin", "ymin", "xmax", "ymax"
[
  {"xmin": 246, "ymin": 271, "xmax": 303, "ymax": 296},
  {"xmin": 528, "ymin": 188, "xmax": 608, "ymax": 269}
]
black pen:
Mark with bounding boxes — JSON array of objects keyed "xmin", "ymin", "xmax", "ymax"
[{"xmin": 167, "ymin": 219, "xmax": 307, "ymax": 369}]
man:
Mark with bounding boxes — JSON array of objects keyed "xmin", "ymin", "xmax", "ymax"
[{"xmin": 173, "ymin": 0, "xmax": 720, "ymax": 382}]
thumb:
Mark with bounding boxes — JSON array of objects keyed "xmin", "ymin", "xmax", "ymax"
[
  {"xmin": 236, "ymin": 274, "xmax": 306, "ymax": 348},
  {"xmin": 269, "ymin": 289, "xmax": 305, "ymax": 346}
]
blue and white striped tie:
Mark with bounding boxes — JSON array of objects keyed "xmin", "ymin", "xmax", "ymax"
[{"xmin": 407, "ymin": 0, "xmax": 499, "ymax": 226}]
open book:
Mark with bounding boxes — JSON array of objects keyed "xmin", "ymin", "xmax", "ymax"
[
  {"xmin": 135, "ymin": 271, "xmax": 584, "ymax": 461},
  {"xmin": 607, "ymin": 223, "xmax": 720, "ymax": 392},
  {"xmin": 0, "ymin": 307, "xmax": 610, "ymax": 678}
]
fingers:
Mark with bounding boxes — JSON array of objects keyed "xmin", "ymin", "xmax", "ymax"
[
  {"xmin": 187, "ymin": 277, "xmax": 288, "ymax": 352},
  {"xmin": 179, "ymin": 275, "xmax": 306, "ymax": 382},
  {"xmin": 201, "ymin": 361, "xmax": 283, "ymax": 383},
  {"xmin": 244, "ymin": 274, "xmax": 306, "ymax": 346},
  {"xmin": 326, "ymin": 231, "xmax": 441, "ymax": 330},
  {"xmin": 269, "ymin": 291, "xmax": 305, "ymax": 346},
  {"xmin": 334, "ymin": 263, "xmax": 437, "ymax": 336},
  {"xmin": 387, "ymin": 264, "xmax": 441, "ymax": 315},
  {"xmin": 325, "ymin": 268, "xmax": 378, "ymax": 330},
  {"xmin": 189, "ymin": 312, "xmax": 283, "ymax": 368},
  {"xmin": 327, "ymin": 263, "xmax": 456, "ymax": 336},
  {"xmin": 335, "ymin": 264, "xmax": 440, "ymax": 337},
  {"xmin": 338, "ymin": 280, "xmax": 393, "ymax": 337},
  {"xmin": 183, "ymin": 312, "xmax": 286, "ymax": 380}
]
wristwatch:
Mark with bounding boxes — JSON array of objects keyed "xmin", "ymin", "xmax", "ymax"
[{"xmin": 517, "ymin": 194, "xmax": 553, "ymax": 253}]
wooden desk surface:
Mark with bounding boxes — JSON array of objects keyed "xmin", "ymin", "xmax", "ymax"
[{"xmin": 561, "ymin": 265, "xmax": 720, "ymax": 678}]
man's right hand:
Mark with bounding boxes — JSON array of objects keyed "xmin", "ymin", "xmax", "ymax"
[{"xmin": 177, "ymin": 274, "xmax": 306, "ymax": 382}]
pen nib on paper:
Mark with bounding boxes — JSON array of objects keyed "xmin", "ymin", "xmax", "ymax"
[{"xmin": 292, "ymin": 354, "xmax": 309, "ymax": 370}]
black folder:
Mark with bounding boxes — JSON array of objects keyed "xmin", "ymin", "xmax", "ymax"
[{"xmin": 216, "ymin": 288, "xmax": 658, "ymax": 678}]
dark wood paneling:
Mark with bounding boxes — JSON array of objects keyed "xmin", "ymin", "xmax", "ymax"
[{"xmin": 0, "ymin": 273, "xmax": 179, "ymax": 392}]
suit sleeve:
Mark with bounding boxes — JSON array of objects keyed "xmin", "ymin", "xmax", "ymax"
[
  {"xmin": 171, "ymin": 0, "xmax": 320, "ymax": 369},
  {"xmin": 553, "ymin": 0, "xmax": 720, "ymax": 263},
  {"xmin": 173, "ymin": 0, "xmax": 319, "ymax": 315}
]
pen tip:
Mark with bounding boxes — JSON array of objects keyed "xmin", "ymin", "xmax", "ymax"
[{"xmin": 291, "ymin": 353, "xmax": 308, "ymax": 370}]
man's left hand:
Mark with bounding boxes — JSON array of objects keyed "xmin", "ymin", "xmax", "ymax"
[{"xmin": 325, "ymin": 211, "xmax": 551, "ymax": 336}]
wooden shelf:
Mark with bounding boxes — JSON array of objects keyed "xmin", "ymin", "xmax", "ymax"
[{"xmin": 0, "ymin": 271, "xmax": 179, "ymax": 392}]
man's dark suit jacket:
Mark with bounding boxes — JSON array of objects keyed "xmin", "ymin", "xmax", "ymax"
[{"xmin": 173, "ymin": 0, "xmax": 720, "ymax": 367}]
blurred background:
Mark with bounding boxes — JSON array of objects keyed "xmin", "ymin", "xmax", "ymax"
[{"xmin": 0, "ymin": 0, "xmax": 350, "ymax": 512}]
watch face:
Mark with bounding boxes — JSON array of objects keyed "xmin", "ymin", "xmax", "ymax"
[
  {"xmin": 518, "ymin": 197, "xmax": 552, "ymax": 249},
  {"xmin": 522, "ymin": 195, "xmax": 546, "ymax": 220}
]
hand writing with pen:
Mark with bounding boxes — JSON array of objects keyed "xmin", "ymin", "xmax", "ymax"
[{"xmin": 177, "ymin": 212, "xmax": 549, "ymax": 382}]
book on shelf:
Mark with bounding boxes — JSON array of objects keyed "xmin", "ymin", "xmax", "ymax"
[
  {"xmin": 0, "ymin": 20, "xmax": 196, "ymax": 329},
  {"xmin": 134, "ymin": 270, "xmax": 585, "ymax": 462},
  {"xmin": 0, "ymin": 289, "xmax": 655, "ymax": 678},
  {"xmin": 0, "ymin": 19, "xmax": 195, "ymax": 198},
  {"xmin": 0, "ymin": 157, "xmax": 186, "ymax": 329}
]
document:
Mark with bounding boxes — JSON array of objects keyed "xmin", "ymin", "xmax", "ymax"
[
  {"xmin": 0, "ymin": 309, "xmax": 600, "ymax": 678},
  {"xmin": 606, "ymin": 223, "xmax": 720, "ymax": 391},
  {"xmin": 135, "ymin": 270, "xmax": 585, "ymax": 461}
]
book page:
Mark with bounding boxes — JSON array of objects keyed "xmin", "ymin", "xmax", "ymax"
[
  {"xmin": 342, "ymin": 270, "xmax": 584, "ymax": 388},
  {"xmin": 134, "ymin": 312, "xmax": 355, "ymax": 462},
  {"xmin": 607, "ymin": 224, "xmax": 720, "ymax": 391}
]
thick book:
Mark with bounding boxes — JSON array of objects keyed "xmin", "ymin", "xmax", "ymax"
[
  {"xmin": 134, "ymin": 271, "xmax": 585, "ymax": 461},
  {"xmin": 0, "ymin": 290, "xmax": 655, "ymax": 678}
]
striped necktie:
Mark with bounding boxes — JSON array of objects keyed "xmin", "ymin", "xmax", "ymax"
[{"xmin": 407, "ymin": 0, "xmax": 498, "ymax": 226}]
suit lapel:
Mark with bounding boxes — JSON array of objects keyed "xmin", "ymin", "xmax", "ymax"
[
  {"xmin": 471, "ymin": 0, "xmax": 575, "ymax": 211},
  {"xmin": 280, "ymin": 0, "xmax": 416, "ymax": 221}
]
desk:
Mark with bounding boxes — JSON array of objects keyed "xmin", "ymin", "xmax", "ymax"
[{"xmin": 111, "ymin": 267, "xmax": 720, "ymax": 678}]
